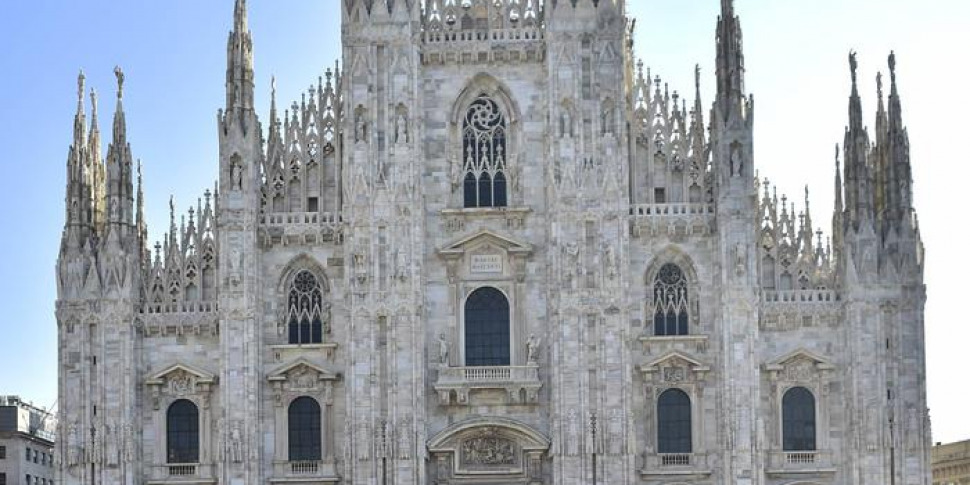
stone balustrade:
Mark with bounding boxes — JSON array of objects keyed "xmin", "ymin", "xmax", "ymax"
[{"xmin": 434, "ymin": 365, "xmax": 541, "ymax": 406}]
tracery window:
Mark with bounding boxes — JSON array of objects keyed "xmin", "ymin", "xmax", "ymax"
[
  {"xmin": 287, "ymin": 270, "xmax": 325, "ymax": 345},
  {"xmin": 782, "ymin": 387, "xmax": 816, "ymax": 451},
  {"xmin": 288, "ymin": 397, "xmax": 322, "ymax": 461},
  {"xmin": 462, "ymin": 95, "xmax": 508, "ymax": 208},
  {"xmin": 657, "ymin": 389, "xmax": 692, "ymax": 453},
  {"xmin": 464, "ymin": 287, "xmax": 510, "ymax": 366},
  {"xmin": 166, "ymin": 400, "xmax": 199, "ymax": 464},
  {"xmin": 653, "ymin": 263, "xmax": 689, "ymax": 336}
]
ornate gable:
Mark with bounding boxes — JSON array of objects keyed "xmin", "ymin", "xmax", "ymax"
[
  {"xmin": 764, "ymin": 349, "xmax": 835, "ymax": 381},
  {"xmin": 267, "ymin": 358, "xmax": 341, "ymax": 407},
  {"xmin": 145, "ymin": 363, "xmax": 217, "ymax": 410},
  {"xmin": 438, "ymin": 229, "xmax": 533, "ymax": 282},
  {"xmin": 640, "ymin": 351, "xmax": 711, "ymax": 383}
]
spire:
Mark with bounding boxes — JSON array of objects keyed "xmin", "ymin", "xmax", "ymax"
[
  {"xmin": 843, "ymin": 51, "xmax": 872, "ymax": 230},
  {"xmin": 886, "ymin": 51, "xmax": 913, "ymax": 223},
  {"xmin": 106, "ymin": 66, "xmax": 134, "ymax": 228},
  {"xmin": 226, "ymin": 0, "xmax": 255, "ymax": 113},
  {"xmin": 715, "ymin": 0, "xmax": 745, "ymax": 120},
  {"xmin": 834, "ymin": 145, "xmax": 843, "ymax": 214},
  {"xmin": 89, "ymin": 88, "xmax": 105, "ymax": 234},
  {"xmin": 73, "ymin": 71, "xmax": 87, "ymax": 150},
  {"xmin": 136, "ymin": 161, "xmax": 148, "ymax": 266}
]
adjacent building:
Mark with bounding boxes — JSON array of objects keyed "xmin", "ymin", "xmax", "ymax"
[
  {"xmin": 933, "ymin": 440, "xmax": 970, "ymax": 485},
  {"xmin": 54, "ymin": 0, "xmax": 930, "ymax": 484},
  {"xmin": 0, "ymin": 396, "xmax": 56, "ymax": 485}
]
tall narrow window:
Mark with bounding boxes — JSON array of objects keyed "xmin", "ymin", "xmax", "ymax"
[
  {"xmin": 782, "ymin": 387, "xmax": 817, "ymax": 451},
  {"xmin": 464, "ymin": 287, "xmax": 510, "ymax": 366},
  {"xmin": 287, "ymin": 270, "xmax": 325, "ymax": 344},
  {"xmin": 462, "ymin": 95, "xmax": 508, "ymax": 208},
  {"xmin": 166, "ymin": 400, "xmax": 199, "ymax": 464},
  {"xmin": 653, "ymin": 263, "xmax": 689, "ymax": 336},
  {"xmin": 657, "ymin": 389, "xmax": 692, "ymax": 453},
  {"xmin": 288, "ymin": 397, "xmax": 322, "ymax": 461}
]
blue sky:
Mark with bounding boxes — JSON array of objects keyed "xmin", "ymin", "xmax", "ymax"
[{"xmin": 0, "ymin": 1, "xmax": 967, "ymax": 443}]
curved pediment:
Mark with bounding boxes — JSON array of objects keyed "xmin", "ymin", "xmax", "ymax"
[{"xmin": 428, "ymin": 417, "xmax": 549, "ymax": 452}]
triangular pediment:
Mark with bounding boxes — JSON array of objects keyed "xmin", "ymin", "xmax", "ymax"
[
  {"xmin": 641, "ymin": 351, "xmax": 710, "ymax": 373},
  {"xmin": 147, "ymin": 363, "xmax": 216, "ymax": 385},
  {"xmin": 765, "ymin": 348, "xmax": 834, "ymax": 372},
  {"xmin": 267, "ymin": 358, "xmax": 340, "ymax": 382},
  {"xmin": 438, "ymin": 229, "xmax": 532, "ymax": 258}
]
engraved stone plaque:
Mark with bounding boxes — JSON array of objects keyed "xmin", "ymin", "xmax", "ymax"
[{"xmin": 470, "ymin": 254, "xmax": 503, "ymax": 274}]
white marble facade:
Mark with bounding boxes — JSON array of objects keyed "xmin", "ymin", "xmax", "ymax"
[{"xmin": 55, "ymin": 1, "xmax": 930, "ymax": 484}]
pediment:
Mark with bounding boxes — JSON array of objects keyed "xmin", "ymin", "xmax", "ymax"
[
  {"xmin": 267, "ymin": 358, "xmax": 340, "ymax": 383},
  {"xmin": 438, "ymin": 229, "xmax": 532, "ymax": 259},
  {"xmin": 146, "ymin": 363, "xmax": 216, "ymax": 386},
  {"xmin": 428, "ymin": 417, "xmax": 550, "ymax": 452},
  {"xmin": 766, "ymin": 349, "xmax": 834, "ymax": 371},
  {"xmin": 639, "ymin": 351, "xmax": 711, "ymax": 382},
  {"xmin": 764, "ymin": 349, "xmax": 834, "ymax": 381}
]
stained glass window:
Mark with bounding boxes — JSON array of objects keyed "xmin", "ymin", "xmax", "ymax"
[
  {"xmin": 462, "ymin": 95, "xmax": 508, "ymax": 208},
  {"xmin": 653, "ymin": 264, "xmax": 689, "ymax": 336},
  {"xmin": 288, "ymin": 270, "xmax": 325, "ymax": 344}
]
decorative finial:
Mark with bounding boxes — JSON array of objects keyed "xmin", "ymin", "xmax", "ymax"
[
  {"xmin": 77, "ymin": 70, "xmax": 86, "ymax": 103},
  {"xmin": 877, "ymin": 72, "xmax": 884, "ymax": 99},
  {"xmin": 848, "ymin": 50, "xmax": 858, "ymax": 85},
  {"xmin": 888, "ymin": 51, "xmax": 897, "ymax": 84},
  {"xmin": 271, "ymin": 76, "xmax": 277, "ymax": 96},
  {"xmin": 90, "ymin": 88, "xmax": 98, "ymax": 120},
  {"xmin": 114, "ymin": 66, "xmax": 125, "ymax": 99}
]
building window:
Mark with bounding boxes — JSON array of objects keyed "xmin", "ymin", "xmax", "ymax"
[
  {"xmin": 657, "ymin": 388, "xmax": 692, "ymax": 453},
  {"xmin": 0, "ymin": 445, "xmax": 5, "ymax": 459},
  {"xmin": 287, "ymin": 270, "xmax": 325, "ymax": 345},
  {"xmin": 167, "ymin": 399, "xmax": 200, "ymax": 463},
  {"xmin": 288, "ymin": 397, "xmax": 322, "ymax": 462},
  {"xmin": 0, "ymin": 473, "xmax": 5, "ymax": 485},
  {"xmin": 653, "ymin": 263, "xmax": 689, "ymax": 336},
  {"xmin": 464, "ymin": 287, "xmax": 511, "ymax": 366},
  {"xmin": 462, "ymin": 95, "xmax": 508, "ymax": 208},
  {"xmin": 782, "ymin": 387, "xmax": 817, "ymax": 451}
]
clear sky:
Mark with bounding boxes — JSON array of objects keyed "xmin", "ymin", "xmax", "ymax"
[{"xmin": 0, "ymin": 0, "xmax": 967, "ymax": 444}]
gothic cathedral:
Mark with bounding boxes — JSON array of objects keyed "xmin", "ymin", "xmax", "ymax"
[{"xmin": 55, "ymin": 1, "xmax": 929, "ymax": 484}]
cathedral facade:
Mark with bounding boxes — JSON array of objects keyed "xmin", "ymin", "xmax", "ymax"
[{"xmin": 54, "ymin": 1, "xmax": 930, "ymax": 484}]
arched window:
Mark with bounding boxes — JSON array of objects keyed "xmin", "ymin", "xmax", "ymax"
[
  {"xmin": 761, "ymin": 254, "xmax": 776, "ymax": 289},
  {"xmin": 462, "ymin": 95, "xmax": 508, "ymax": 208},
  {"xmin": 287, "ymin": 270, "xmax": 325, "ymax": 344},
  {"xmin": 167, "ymin": 400, "xmax": 199, "ymax": 464},
  {"xmin": 657, "ymin": 389, "xmax": 692, "ymax": 453},
  {"xmin": 288, "ymin": 397, "xmax": 322, "ymax": 461},
  {"xmin": 464, "ymin": 287, "xmax": 510, "ymax": 366},
  {"xmin": 782, "ymin": 387, "xmax": 816, "ymax": 451},
  {"xmin": 653, "ymin": 263, "xmax": 689, "ymax": 336}
]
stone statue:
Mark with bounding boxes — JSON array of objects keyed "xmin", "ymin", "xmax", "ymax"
[
  {"xmin": 561, "ymin": 110, "xmax": 572, "ymax": 138},
  {"xmin": 608, "ymin": 409, "xmax": 624, "ymax": 455},
  {"xmin": 394, "ymin": 246, "xmax": 409, "ymax": 281},
  {"xmin": 230, "ymin": 160, "xmax": 243, "ymax": 191},
  {"xmin": 355, "ymin": 111, "xmax": 366, "ymax": 143},
  {"xmin": 604, "ymin": 243, "xmax": 618, "ymax": 280},
  {"xmin": 67, "ymin": 422, "xmax": 80, "ymax": 467},
  {"xmin": 526, "ymin": 334, "xmax": 540, "ymax": 364},
  {"xmin": 105, "ymin": 422, "xmax": 119, "ymax": 466},
  {"xmin": 395, "ymin": 110, "xmax": 408, "ymax": 143},
  {"xmin": 730, "ymin": 142, "xmax": 743, "ymax": 177},
  {"xmin": 229, "ymin": 422, "xmax": 243, "ymax": 463},
  {"xmin": 438, "ymin": 333, "xmax": 450, "ymax": 365},
  {"xmin": 565, "ymin": 408, "xmax": 579, "ymax": 456},
  {"xmin": 123, "ymin": 423, "xmax": 134, "ymax": 463}
]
